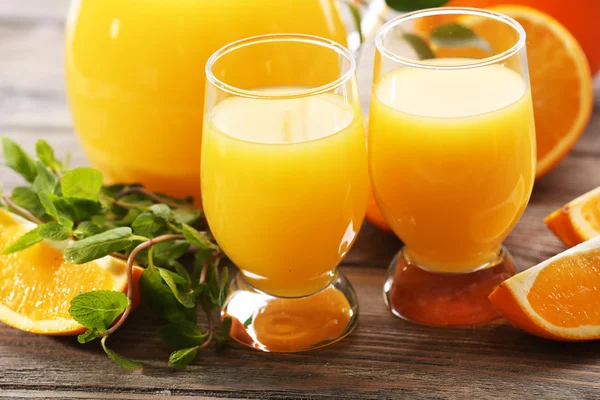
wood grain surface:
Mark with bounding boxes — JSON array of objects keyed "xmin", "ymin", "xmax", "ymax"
[{"xmin": 1, "ymin": 2, "xmax": 600, "ymax": 399}]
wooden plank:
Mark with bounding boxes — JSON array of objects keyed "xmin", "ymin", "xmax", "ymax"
[{"xmin": 1, "ymin": 266, "xmax": 599, "ymax": 399}]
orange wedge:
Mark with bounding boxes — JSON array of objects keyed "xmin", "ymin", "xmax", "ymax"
[
  {"xmin": 489, "ymin": 236, "xmax": 600, "ymax": 341},
  {"xmin": 458, "ymin": 6, "xmax": 593, "ymax": 178},
  {"xmin": 0, "ymin": 209, "xmax": 143, "ymax": 335},
  {"xmin": 545, "ymin": 187, "xmax": 600, "ymax": 247}
]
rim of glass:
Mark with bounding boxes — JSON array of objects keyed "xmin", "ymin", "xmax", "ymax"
[
  {"xmin": 375, "ymin": 7, "xmax": 526, "ymax": 70},
  {"xmin": 205, "ymin": 33, "xmax": 356, "ymax": 100}
]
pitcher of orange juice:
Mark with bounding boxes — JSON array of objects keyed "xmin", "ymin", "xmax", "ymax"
[{"xmin": 65, "ymin": 0, "xmax": 372, "ymax": 201}]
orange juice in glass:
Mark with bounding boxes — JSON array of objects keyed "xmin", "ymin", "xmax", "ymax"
[
  {"xmin": 369, "ymin": 9, "xmax": 536, "ymax": 326},
  {"xmin": 202, "ymin": 35, "xmax": 368, "ymax": 351},
  {"xmin": 64, "ymin": 0, "xmax": 350, "ymax": 201}
]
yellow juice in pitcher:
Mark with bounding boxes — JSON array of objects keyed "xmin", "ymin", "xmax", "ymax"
[
  {"xmin": 202, "ymin": 89, "xmax": 368, "ymax": 297},
  {"xmin": 368, "ymin": 60, "xmax": 536, "ymax": 272},
  {"xmin": 65, "ymin": 0, "xmax": 347, "ymax": 200}
]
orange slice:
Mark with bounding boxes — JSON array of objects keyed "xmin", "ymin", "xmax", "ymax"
[
  {"xmin": 0, "ymin": 209, "xmax": 142, "ymax": 335},
  {"xmin": 459, "ymin": 6, "xmax": 593, "ymax": 178},
  {"xmin": 545, "ymin": 187, "xmax": 600, "ymax": 247},
  {"xmin": 489, "ymin": 236, "xmax": 600, "ymax": 341}
]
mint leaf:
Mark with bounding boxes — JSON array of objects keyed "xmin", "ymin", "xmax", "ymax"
[
  {"xmin": 36, "ymin": 139, "xmax": 63, "ymax": 173},
  {"xmin": 68, "ymin": 290, "xmax": 128, "ymax": 330},
  {"xmin": 402, "ymin": 33, "xmax": 435, "ymax": 60},
  {"xmin": 219, "ymin": 266, "xmax": 229, "ymax": 307},
  {"xmin": 39, "ymin": 222, "xmax": 72, "ymax": 241},
  {"xmin": 73, "ymin": 221, "xmax": 103, "ymax": 240},
  {"xmin": 172, "ymin": 208, "xmax": 201, "ymax": 225},
  {"xmin": 158, "ymin": 321, "xmax": 207, "ymax": 348},
  {"xmin": 32, "ymin": 162, "xmax": 58, "ymax": 194},
  {"xmin": 385, "ymin": 0, "xmax": 449, "ymax": 12},
  {"xmin": 216, "ymin": 316, "xmax": 232, "ymax": 351},
  {"xmin": 151, "ymin": 240, "xmax": 190, "ymax": 267},
  {"xmin": 2, "ymin": 137, "xmax": 37, "ymax": 183},
  {"xmin": 132, "ymin": 212, "xmax": 167, "ymax": 237},
  {"xmin": 77, "ymin": 328, "xmax": 102, "ymax": 344},
  {"xmin": 168, "ymin": 347, "xmax": 198, "ymax": 369},
  {"xmin": 139, "ymin": 265, "xmax": 189, "ymax": 323},
  {"xmin": 170, "ymin": 260, "xmax": 191, "ymax": 286},
  {"xmin": 157, "ymin": 267, "xmax": 196, "ymax": 308},
  {"xmin": 61, "ymin": 167, "xmax": 103, "ymax": 201},
  {"xmin": 39, "ymin": 191, "xmax": 74, "ymax": 228},
  {"xmin": 430, "ymin": 23, "xmax": 492, "ymax": 52},
  {"xmin": 64, "ymin": 227, "xmax": 139, "ymax": 264},
  {"xmin": 115, "ymin": 208, "xmax": 142, "ymax": 227},
  {"xmin": 150, "ymin": 204, "xmax": 171, "ymax": 221},
  {"xmin": 182, "ymin": 224, "xmax": 218, "ymax": 251},
  {"xmin": 11, "ymin": 187, "xmax": 44, "ymax": 217},
  {"xmin": 243, "ymin": 315, "xmax": 253, "ymax": 329},
  {"xmin": 2, "ymin": 226, "xmax": 42, "ymax": 254},
  {"xmin": 101, "ymin": 337, "xmax": 142, "ymax": 370}
]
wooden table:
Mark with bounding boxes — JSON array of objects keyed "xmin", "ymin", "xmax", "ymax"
[{"xmin": 1, "ymin": 2, "xmax": 600, "ymax": 399}]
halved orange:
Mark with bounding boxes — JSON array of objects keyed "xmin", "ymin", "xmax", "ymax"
[
  {"xmin": 545, "ymin": 187, "xmax": 600, "ymax": 247},
  {"xmin": 447, "ymin": 6, "xmax": 593, "ymax": 178},
  {"xmin": 489, "ymin": 236, "xmax": 600, "ymax": 341},
  {"xmin": 0, "ymin": 209, "xmax": 142, "ymax": 335}
]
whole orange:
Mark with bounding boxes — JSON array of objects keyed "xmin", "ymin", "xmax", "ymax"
[{"xmin": 435, "ymin": 0, "xmax": 600, "ymax": 75}]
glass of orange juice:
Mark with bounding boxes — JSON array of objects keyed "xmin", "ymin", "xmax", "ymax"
[
  {"xmin": 202, "ymin": 34, "xmax": 368, "ymax": 351},
  {"xmin": 368, "ymin": 8, "xmax": 536, "ymax": 326}
]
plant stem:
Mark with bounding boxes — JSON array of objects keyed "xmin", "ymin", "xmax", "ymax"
[
  {"xmin": 2, "ymin": 196, "xmax": 43, "ymax": 224},
  {"xmin": 196, "ymin": 253, "xmax": 221, "ymax": 349},
  {"xmin": 115, "ymin": 187, "xmax": 198, "ymax": 210},
  {"xmin": 105, "ymin": 233, "xmax": 185, "ymax": 335}
]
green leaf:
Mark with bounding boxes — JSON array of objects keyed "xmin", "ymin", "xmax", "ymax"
[
  {"xmin": 77, "ymin": 328, "xmax": 102, "ymax": 344},
  {"xmin": 157, "ymin": 321, "xmax": 207, "ymax": 348},
  {"xmin": 157, "ymin": 267, "xmax": 196, "ymax": 308},
  {"xmin": 168, "ymin": 347, "xmax": 198, "ymax": 370},
  {"xmin": 64, "ymin": 227, "xmax": 139, "ymax": 264},
  {"xmin": 32, "ymin": 162, "xmax": 58, "ymax": 194},
  {"xmin": 39, "ymin": 221, "xmax": 72, "ymax": 241},
  {"xmin": 429, "ymin": 23, "xmax": 492, "ymax": 52},
  {"xmin": 36, "ymin": 139, "xmax": 63, "ymax": 173},
  {"xmin": 2, "ymin": 227, "xmax": 42, "ymax": 254},
  {"xmin": 215, "ymin": 316, "xmax": 232, "ymax": 351},
  {"xmin": 218, "ymin": 267, "xmax": 229, "ymax": 307},
  {"xmin": 38, "ymin": 191, "xmax": 74, "ymax": 228},
  {"xmin": 132, "ymin": 212, "xmax": 167, "ymax": 238},
  {"xmin": 101, "ymin": 337, "xmax": 142, "ymax": 370},
  {"xmin": 11, "ymin": 187, "xmax": 44, "ymax": 217},
  {"xmin": 73, "ymin": 221, "xmax": 104, "ymax": 240},
  {"xmin": 150, "ymin": 204, "xmax": 171, "ymax": 221},
  {"xmin": 170, "ymin": 260, "xmax": 191, "ymax": 287},
  {"xmin": 61, "ymin": 167, "xmax": 104, "ymax": 201},
  {"xmin": 139, "ymin": 265, "xmax": 189, "ymax": 323},
  {"xmin": 68, "ymin": 290, "xmax": 128, "ymax": 330},
  {"xmin": 385, "ymin": 0, "xmax": 449, "ymax": 12},
  {"xmin": 151, "ymin": 240, "xmax": 190, "ymax": 267},
  {"xmin": 402, "ymin": 33, "xmax": 435, "ymax": 60},
  {"xmin": 172, "ymin": 208, "xmax": 202, "ymax": 225},
  {"xmin": 2, "ymin": 137, "xmax": 37, "ymax": 183},
  {"xmin": 115, "ymin": 208, "xmax": 142, "ymax": 227},
  {"xmin": 182, "ymin": 224, "xmax": 218, "ymax": 251},
  {"xmin": 243, "ymin": 315, "xmax": 253, "ymax": 329}
]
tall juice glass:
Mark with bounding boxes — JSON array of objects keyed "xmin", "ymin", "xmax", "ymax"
[
  {"xmin": 202, "ymin": 35, "xmax": 368, "ymax": 351},
  {"xmin": 368, "ymin": 8, "xmax": 536, "ymax": 326}
]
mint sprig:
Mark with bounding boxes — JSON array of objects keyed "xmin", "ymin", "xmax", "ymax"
[{"xmin": 1, "ymin": 137, "xmax": 230, "ymax": 370}]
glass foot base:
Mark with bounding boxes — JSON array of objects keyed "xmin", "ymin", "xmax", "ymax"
[
  {"xmin": 223, "ymin": 273, "xmax": 359, "ymax": 352},
  {"xmin": 383, "ymin": 246, "xmax": 516, "ymax": 326}
]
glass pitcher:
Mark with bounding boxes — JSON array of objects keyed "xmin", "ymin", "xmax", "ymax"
[{"xmin": 65, "ymin": 0, "xmax": 378, "ymax": 201}]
